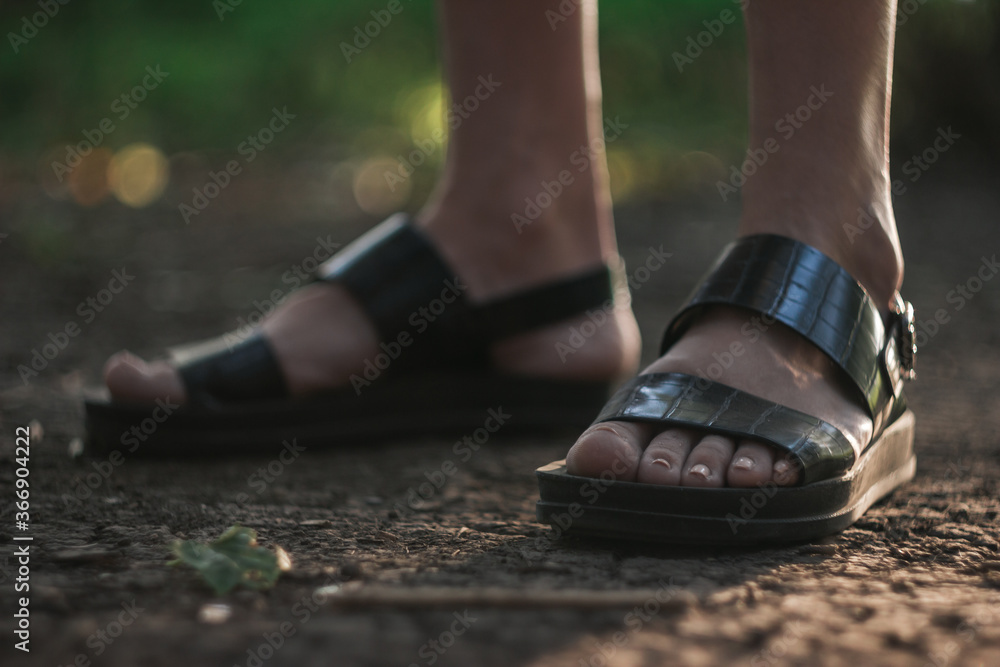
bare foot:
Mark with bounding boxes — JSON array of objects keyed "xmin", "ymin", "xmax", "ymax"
[{"xmin": 565, "ymin": 305, "xmax": 878, "ymax": 488}]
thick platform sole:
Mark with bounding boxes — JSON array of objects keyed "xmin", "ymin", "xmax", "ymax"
[
  {"xmin": 535, "ymin": 410, "xmax": 916, "ymax": 545},
  {"xmin": 85, "ymin": 372, "xmax": 610, "ymax": 457}
]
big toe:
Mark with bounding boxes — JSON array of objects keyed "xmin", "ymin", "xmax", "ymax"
[
  {"xmin": 565, "ymin": 421, "xmax": 649, "ymax": 482},
  {"xmin": 103, "ymin": 351, "xmax": 186, "ymax": 404}
]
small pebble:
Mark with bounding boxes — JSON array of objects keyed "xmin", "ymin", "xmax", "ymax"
[
  {"xmin": 28, "ymin": 419, "xmax": 44, "ymax": 443},
  {"xmin": 67, "ymin": 437, "xmax": 84, "ymax": 458},
  {"xmin": 276, "ymin": 546, "xmax": 293, "ymax": 572},
  {"xmin": 197, "ymin": 603, "xmax": 232, "ymax": 624}
]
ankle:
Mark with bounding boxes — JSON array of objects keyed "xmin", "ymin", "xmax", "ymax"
[
  {"xmin": 740, "ymin": 190, "xmax": 904, "ymax": 310},
  {"xmin": 417, "ymin": 164, "xmax": 613, "ymax": 299}
]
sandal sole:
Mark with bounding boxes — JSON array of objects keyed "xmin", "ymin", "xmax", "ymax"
[
  {"xmin": 85, "ymin": 372, "xmax": 610, "ymax": 457},
  {"xmin": 535, "ymin": 410, "xmax": 916, "ymax": 545}
]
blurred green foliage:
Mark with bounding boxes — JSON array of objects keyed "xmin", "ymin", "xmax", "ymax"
[{"xmin": 2, "ymin": 0, "xmax": 997, "ymax": 186}]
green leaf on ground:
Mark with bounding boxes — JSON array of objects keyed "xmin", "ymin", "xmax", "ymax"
[{"xmin": 169, "ymin": 525, "xmax": 291, "ymax": 595}]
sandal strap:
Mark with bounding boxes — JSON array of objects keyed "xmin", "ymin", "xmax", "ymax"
[
  {"xmin": 317, "ymin": 213, "xmax": 613, "ymax": 367},
  {"xmin": 588, "ymin": 233, "xmax": 918, "ymax": 485},
  {"xmin": 661, "ymin": 234, "xmax": 916, "ymax": 436},
  {"xmin": 317, "ymin": 214, "xmax": 465, "ymax": 357},
  {"xmin": 594, "ymin": 372, "xmax": 854, "ymax": 486},
  {"xmin": 470, "ymin": 268, "xmax": 614, "ymax": 341},
  {"xmin": 173, "ymin": 214, "xmax": 613, "ymax": 405},
  {"xmin": 174, "ymin": 333, "xmax": 288, "ymax": 406}
]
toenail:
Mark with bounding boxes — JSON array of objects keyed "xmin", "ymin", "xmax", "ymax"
[
  {"xmin": 774, "ymin": 459, "xmax": 794, "ymax": 481},
  {"xmin": 651, "ymin": 458, "xmax": 672, "ymax": 470},
  {"xmin": 688, "ymin": 463, "xmax": 711, "ymax": 479},
  {"xmin": 733, "ymin": 456, "xmax": 755, "ymax": 471}
]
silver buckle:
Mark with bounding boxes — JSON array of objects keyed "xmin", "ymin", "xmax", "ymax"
[{"xmin": 893, "ymin": 293, "xmax": 916, "ymax": 381}]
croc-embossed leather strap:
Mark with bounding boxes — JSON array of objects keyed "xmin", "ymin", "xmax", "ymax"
[
  {"xmin": 595, "ymin": 234, "xmax": 916, "ymax": 486},
  {"xmin": 175, "ymin": 334, "xmax": 288, "ymax": 407},
  {"xmin": 173, "ymin": 214, "xmax": 613, "ymax": 405},
  {"xmin": 317, "ymin": 214, "xmax": 612, "ymax": 367},
  {"xmin": 593, "ymin": 373, "xmax": 855, "ymax": 485}
]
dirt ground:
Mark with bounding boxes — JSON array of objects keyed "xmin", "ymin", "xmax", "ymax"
[{"xmin": 2, "ymin": 155, "xmax": 1000, "ymax": 667}]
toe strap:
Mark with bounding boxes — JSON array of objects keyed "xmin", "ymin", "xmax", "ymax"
[
  {"xmin": 173, "ymin": 333, "xmax": 288, "ymax": 407},
  {"xmin": 595, "ymin": 373, "xmax": 855, "ymax": 486}
]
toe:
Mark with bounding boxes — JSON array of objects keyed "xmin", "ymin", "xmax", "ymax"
[
  {"xmin": 565, "ymin": 421, "xmax": 650, "ymax": 482},
  {"xmin": 772, "ymin": 454, "xmax": 802, "ymax": 486},
  {"xmin": 680, "ymin": 434, "xmax": 736, "ymax": 488},
  {"xmin": 726, "ymin": 441, "xmax": 776, "ymax": 487},
  {"xmin": 104, "ymin": 351, "xmax": 186, "ymax": 404},
  {"xmin": 636, "ymin": 428, "xmax": 698, "ymax": 485}
]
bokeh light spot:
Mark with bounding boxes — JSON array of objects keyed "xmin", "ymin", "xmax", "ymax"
[
  {"xmin": 397, "ymin": 82, "xmax": 446, "ymax": 146},
  {"xmin": 679, "ymin": 150, "xmax": 726, "ymax": 189},
  {"xmin": 108, "ymin": 143, "xmax": 170, "ymax": 207},
  {"xmin": 68, "ymin": 148, "xmax": 113, "ymax": 207},
  {"xmin": 607, "ymin": 148, "xmax": 638, "ymax": 202},
  {"xmin": 352, "ymin": 157, "xmax": 412, "ymax": 216}
]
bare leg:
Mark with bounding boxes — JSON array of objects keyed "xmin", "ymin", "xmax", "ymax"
[
  {"xmin": 568, "ymin": 0, "xmax": 903, "ymax": 488},
  {"xmin": 103, "ymin": 0, "xmax": 639, "ymax": 403}
]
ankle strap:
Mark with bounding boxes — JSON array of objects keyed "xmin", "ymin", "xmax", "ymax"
[
  {"xmin": 318, "ymin": 214, "xmax": 613, "ymax": 368},
  {"xmin": 472, "ymin": 268, "xmax": 614, "ymax": 341}
]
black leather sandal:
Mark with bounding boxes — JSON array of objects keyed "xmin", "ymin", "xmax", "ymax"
[
  {"xmin": 536, "ymin": 234, "xmax": 917, "ymax": 545},
  {"xmin": 85, "ymin": 214, "xmax": 617, "ymax": 456}
]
